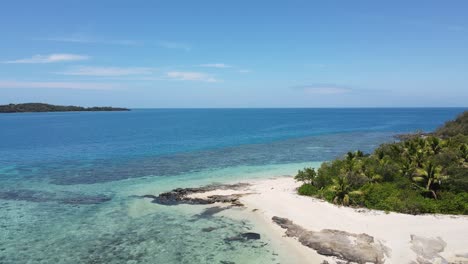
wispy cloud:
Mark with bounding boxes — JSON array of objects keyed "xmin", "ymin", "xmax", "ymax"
[
  {"xmin": 0, "ymin": 80, "xmax": 120, "ymax": 90},
  {"xmin": 292, "ymin": 84, "xmax": 352, "ymax": 95},
  {"xmin": 166, "ymin": 71, "xmax": 218, "ymax": 82},
  {"xmin": 238, "ymin": 69, "xmax": 252, "ymax": 73},
  {"xmin": 57, "ymin": 66, "xmax": 155, "ymax": 76},
  {"xmin": 199, "ymin": 63, "xmax": 232, "ymax": 68},
  {"xmin": 157, "ymin": 41, "xmax": 191, "ymax": 51},
  {"xmin": 3, "ymin": 54, "xmax": 89, "ymax": 64},
  {"xmin": 39, "ymin": 34, "xmax": 139, "ymax": 46}
]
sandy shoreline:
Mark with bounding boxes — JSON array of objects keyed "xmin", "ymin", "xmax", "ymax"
[{"xmin": 187, "ymin": 176, "xmax": 468, "ymax": 264}]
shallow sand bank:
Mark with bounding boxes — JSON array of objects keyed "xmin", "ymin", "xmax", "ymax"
[{"xmin": 188, "ymin": 176, "xmax": 468, "ymax": 264}]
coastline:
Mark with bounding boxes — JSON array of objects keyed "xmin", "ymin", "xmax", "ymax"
[{"xmin": 185, "ymin": 176, "xmax": 468, "ymax": 264}]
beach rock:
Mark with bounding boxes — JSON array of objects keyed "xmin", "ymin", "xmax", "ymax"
[
  {"xmin": 410, "ymin": 235, "xmax": 448, "ymax": 264},
  {"xmin": 272, "ymin": 216, "xmax": 389, "ymax": 264},
  {"xmin": 145, "ymin": 183, "xmax": 249, "ymax": 206}
]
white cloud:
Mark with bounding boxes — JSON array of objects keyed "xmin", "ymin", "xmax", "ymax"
[
  {"xmin": 292, "ymin": 84, "xmax": 352, "ymax": 95},
  {"xmin": 3, "ymin": 54, "xmax": 89, "ymax": 64},
  {"xmin": 157, "ymin": 41, "xmax": 191, "ymax": 51},
  {"xmin": 199, "ymin": 63, "xmax": 231, "ymax": 68},
  {"xmin": 238, "ymin": 69, "xmax": 251, "ymax": 73},
  {"xmin": 166, "ymin": 71, "xmax": 218, "ymax": 82},
  {"xmin": 0, "ymin": 80, "xmax": 120, "ymax": 90},
  {"xmin": 57, "ymin": 66, "xmax": 155, "ymax": 76}
]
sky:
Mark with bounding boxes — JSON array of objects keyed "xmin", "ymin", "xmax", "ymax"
[{"xmin": 0, "ymin": 0, "xmax": 467, "ymax": 108}]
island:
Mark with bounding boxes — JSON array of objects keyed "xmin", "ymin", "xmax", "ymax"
[
  {"xmin": 0, "ymin": 103, "xmax": 130, "ymax": 113},
  {"xmin": 294, "ymin": 110, "xmax": 468, "ymax": 215},
  {"xmin": 143, "ymin": 110, "xmax": 468, "ymax": 264}
]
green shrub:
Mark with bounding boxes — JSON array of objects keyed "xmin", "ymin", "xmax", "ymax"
[
  {"xmin": 297, "ymin": 184, "xmax": 318, "ymax": 196},
  {"xmin": 437, "ymin": 192, "xmax": 468, "ymax": 214},
  {"xmin": 381, "ymin": 196, "xmax": 405, "ymax": 212},
  {"xmin": 317, "ymin": 187, "xmax": 336, "ymax": 203}
]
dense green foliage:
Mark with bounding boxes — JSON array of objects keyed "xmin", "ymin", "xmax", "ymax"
[
  {"xmin": 295, "ymin": 111, "xmax": 468, "ymax": 215},
  {"xmin": 435, "ymin": 111, "xmax": 468, "ymax": 137},
  {"xmin": 0, "ymin": 103, "xmax": 129, "ymax": 113}
]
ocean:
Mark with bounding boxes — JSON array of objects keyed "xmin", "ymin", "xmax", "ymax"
[{"xmin": 0, "ymin": 108, "xmax": 465, "ymax": 263}]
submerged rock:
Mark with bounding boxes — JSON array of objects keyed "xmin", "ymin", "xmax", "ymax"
[
  {"xmin": 272, "ymin": 216, "xmax": 389, "ymax": 264},
  {"xmin": 241, "ymin": 232, "xmax": 261, "ymax": 240},
  {"xmin": 195, "ymin": 206, "xmax": 230, "ymax": 219},
  {"xmin": 224, "ymin": 232, "xmax": 261, "ymax": 243},
  {"xmin": 201, "ymin": 227, "xmax": 218, "ymax": 232}
]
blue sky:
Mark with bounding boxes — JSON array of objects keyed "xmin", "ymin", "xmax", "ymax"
[{"xmin": 0, "ymin": 0, "xmax": 467, "ymax": 107}]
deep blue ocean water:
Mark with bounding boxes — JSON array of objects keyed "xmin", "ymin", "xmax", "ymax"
[{"xmin": 0, "ymin": 108, "xmax": 465, "ymax": 263}]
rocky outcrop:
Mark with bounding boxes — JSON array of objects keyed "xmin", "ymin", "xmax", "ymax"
[
  {"xmin": 143, "ymin": 183, "xmax": 249, "ymax": 206},
  {"xmin": 272, "ymin": 216, "xmax": 389, "ymax": 264}
]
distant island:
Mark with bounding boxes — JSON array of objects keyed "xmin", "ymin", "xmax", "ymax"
[{"xmin": 0, "ymin": 103, "xmax": 130, "ymax": 113}]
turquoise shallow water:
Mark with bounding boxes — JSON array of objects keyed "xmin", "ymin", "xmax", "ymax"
[
  {"xmin": 1, "ymin": 163, "xmax": 317, "ymax": 264},
  {"xmin": 0, "ymin": 108, "xmax": 466, "ymax": 263}
]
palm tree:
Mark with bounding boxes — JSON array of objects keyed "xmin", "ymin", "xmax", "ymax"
[
  {"xmin": 414, "ymin": 149, "xmax": 426, "ymax": 168},
  {"xmin": 403, "ymin": 140, "xmax": 418, "ymax": 164},
  {"xmin": 412, "ymin": 161, "xmax": 448, "ymax": 199},
  {"xmin": 331, "ymin": 176, "xmax": 351, "ymax": 205},
  {"xmin": 345, "ymin": 151, "xmax": 356, "ymax": 172},
  {"xmin": 399, "ymin": 160, "xmax": 415, "ymax": 179},
  {"xmin": 389, "ymin": 144, "xmax": 402, "ymax": 158},
  {"xmin": 416, "ymin": 137, "xmax": 427, "ymax": 149},
  {"xmin": 361, "ymin": 163, "xmax": 382, "ymax": 183},
  {"xmin": 331, "ymin": 175, "xmax": 362, "ymax": 206},
  {"xmin": 428, "ymin": 137, "xmax": 443, "ymax": 155}
]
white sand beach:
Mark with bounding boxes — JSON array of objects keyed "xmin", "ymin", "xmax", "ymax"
[{"xmin": 188, "ymin": 176, "xmax": 468, "ymax": 264}]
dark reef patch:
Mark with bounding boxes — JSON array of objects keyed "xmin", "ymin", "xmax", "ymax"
[
  {"xmin": 0, "ymin": 189, "xmax": 111, "ymax": 205},
  {"xmin": 195, "ymin": 206, "xmax": 230, "ymax": 219}
]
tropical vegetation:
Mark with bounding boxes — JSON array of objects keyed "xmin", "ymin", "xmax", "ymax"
[{"xmin": 295, "ymin": 111, "xmax": 468, "ymax": 215}]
